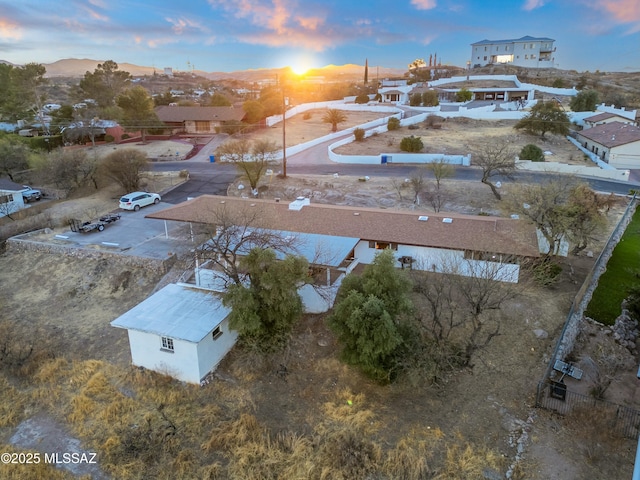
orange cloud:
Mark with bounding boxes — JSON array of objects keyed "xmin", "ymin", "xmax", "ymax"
[
  {"xmin": 208, "ymin": 0, "xmax": 333, "ymax": 49},
  {"xmin": 411, "ymin": 0, "xmax": 437, "ymax": 10},
  {"xmin": 600, "ymin": 0, "xmax": 640, "ymax": 30},
  {"xmin": 0, "ymin": 18, "xmax": 21, "ymax": 40},
  {"xmin": 165, "ymin": 17, "xmax": 206, "ymax": 35}
]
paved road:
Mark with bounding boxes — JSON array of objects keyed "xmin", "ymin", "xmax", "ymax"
[{"xmin": 151, "ymin": 130, "xmax": 640, "ymax": 203}]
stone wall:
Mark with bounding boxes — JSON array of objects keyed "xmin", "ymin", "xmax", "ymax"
[{"xmin": 6, "ymin": 234, "xmax": 175, "ymax": 274}]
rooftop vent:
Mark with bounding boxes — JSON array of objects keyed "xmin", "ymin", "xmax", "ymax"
[
  {"xmin": 353, "ymin": 212, "xmax": 360, "ymax": 216},
  {"xmin": 442, "ymin": 218, "xmax": 453, "ymax": 223},
  {"xmin": 418, "ymin": 215, "xmax": 429, "ymax": 221},
  {"xmin": 288, "ymin": 197, "xmax": 310, "ymax": 211}
]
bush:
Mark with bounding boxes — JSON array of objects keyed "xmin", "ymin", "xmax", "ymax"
[
  {"xmin": 400, "ymin": 136, "xmax": 423, "ymax": 153},
  {"xmin": 519, "ymin": 144, "xmax": 545, "ymax": 162},
  {"xmin": 387, "ymin": 117, "xmax": 400, "ymax": 131},
  {"xmin": 409, "ymin": 93, "xmax": 422, "ymax": 107},
  {"xmin": 104, "ymin": 134, "xmax": 115, "ymax": 143},
  {"xmin": 355, "ymin": 93, "xmax": 370, "ymax": 104},
  {"xmin": 353, "ymin": 128, "xmax": 365, "ymax": 142},
  {"xmin": 408, "ymin": 124, "xmax": 419, "ymax": 130},
  {"xmin": 425, "ymin": 115, "xmax": 444, "ymax": 129},
  {"xmin": 302, "ymin": 111, "xmax": 312, "ymax": 120}
]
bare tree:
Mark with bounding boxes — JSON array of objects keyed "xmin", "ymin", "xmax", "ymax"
[
  {"xmin": 408, "ymin": 166, "xmax": 428, "ymax": 205},
  {"xmin": 40, "ymin": 149, "xmax": 100, "ymax": 194},
  {"xmin": 474, "ymin": 141, "xmax": 516, "ymax": 200},
  {"xmin": 505, "ymin": 180, "xmax": 609, "ymax": 256},
  {"xmin": 411, "ymin": 256, "xmax": 521, "ymax": 367},
  {"xmin": 100, "ymin": 148, "xmax": 148, "ymax": 192},
  {"xmin": 216, "ymin": 138, "xmax": 278, "ymax": 193},
  {"xmin": 389, "ymin": 177, "xmax": 407, "ymax": 201},
  {"xmin": 193, "ymin": 204, "xmax": 301, "ymax": 287}
]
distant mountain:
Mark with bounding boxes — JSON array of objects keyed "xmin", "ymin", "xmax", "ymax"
[{"xmin": 0, "ymin": 58, "xmax": 406, "ymax": 81}]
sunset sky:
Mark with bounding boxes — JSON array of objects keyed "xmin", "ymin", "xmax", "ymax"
[{"xmin": 1, "ymin": 0, "xmax": 639, "ymax": 73}]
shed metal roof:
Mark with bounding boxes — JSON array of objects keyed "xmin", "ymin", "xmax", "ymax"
[{"xmin": 110, "ymin": 284, "xmax": 229, "ymax": 343}]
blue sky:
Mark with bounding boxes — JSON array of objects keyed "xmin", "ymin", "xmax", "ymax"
[{"xmin": 1, "ymin": 0, "xmax": 639, "ymax": 73}]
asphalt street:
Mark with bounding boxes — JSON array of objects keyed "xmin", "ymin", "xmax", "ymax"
[{"xmin": 151, "ymin": 134, "xmax": 640, "ymax": 204}]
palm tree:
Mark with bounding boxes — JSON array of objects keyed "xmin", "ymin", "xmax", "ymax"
[{"xmin": 322, "ymin": 108, "xmax": 347, "ymax": 132}]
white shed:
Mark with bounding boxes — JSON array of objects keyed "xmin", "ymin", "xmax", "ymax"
[{"xmin": 111, "ymin": 283, "xmax": 237, "ymax": 384}]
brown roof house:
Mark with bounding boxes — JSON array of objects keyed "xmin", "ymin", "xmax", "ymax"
[
  {"xmin": 575, "ymin": 121, "xmax": 640, "ymax": 169},
  {"xmin": 146, "ymin": 195, "xmax": 543, "ymax": 290},
  {"xmin": 155, "ymin": 106, "xmax": 246, "ymax": 135},
  {"xmin": 583, "ymin": 112, "xmax": 635, "ymax": 129}
]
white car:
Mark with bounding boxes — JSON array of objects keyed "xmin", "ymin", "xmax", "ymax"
[{"xmin": 119, "ymin": 192, "xmax": 161, "ymax": 211}]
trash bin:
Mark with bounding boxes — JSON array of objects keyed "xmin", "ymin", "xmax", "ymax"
[
  {"xmin": 209, "ymin": 155, "xmax": 215, "ymax": 163},
  {"xmin": 381, "ymin": 155, "xmax": 388, "ymax": 164}
]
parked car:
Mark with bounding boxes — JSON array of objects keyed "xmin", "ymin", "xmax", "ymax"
[
  {"xmin": 119, "ymin": 192, "xmax": 161, "ymax": 211},
  {"xmin": 22, "ymin": 185, "xmax": 42, "ymax": 202}
]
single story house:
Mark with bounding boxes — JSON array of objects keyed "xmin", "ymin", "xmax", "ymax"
[
  {"xmin": 0, "ymin": 179, "xmax": 28, "ymax": 218},
  {"xmin": 155, "ymin": 106, "xmax": 246, "ymax": 135},
  {"xmin": 110, "ymin": 283, "xmax": 237, "ymax": 384},
  {"xmin": 583, "ymin": 112, "xmax": 635, "ymax": 129},
  {"xmin": 575, "ymin": 121, "xmax": 640, "ymax": 169},
  {"xmin": 146, "ymin": 195, "xmax": 542, "ymax": 285}
]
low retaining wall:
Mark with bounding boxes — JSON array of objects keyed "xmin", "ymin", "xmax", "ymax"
[{"xmin": 6, "ymin": 233, "xmax": 175, "ymax": 274}]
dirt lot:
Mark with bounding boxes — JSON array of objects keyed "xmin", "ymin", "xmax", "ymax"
[
  {"xmin": 334, "ymin": 117, "xmax": 585, "ymax": 165},
  {"xmin": 1, "ymin": 108, "xmax": 639, "ymax": 478}
]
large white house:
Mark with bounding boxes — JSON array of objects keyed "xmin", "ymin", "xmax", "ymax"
[
  {"xmin": 471, "ymin": 36, "xmax": 555, "ymax": 68},
  {"xmin": 111, "ymin": 283, "xmax": 237, "ymax": 384},
  {"xmin": 575, "ymin": 121, "xmax": 640, "ymax": 169}
]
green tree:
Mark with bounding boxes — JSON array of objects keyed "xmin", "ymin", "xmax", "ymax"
[
  {"xmin": 78, "ymin": 60, "xmax": 131, "ymax": 108},
  {"xmin": 387, "ymin": 117, "xmax": 401, "ymax": 131},
  {"xmin": 322, "ymin": 108, "xmax": 347, "ymax": 132},
  {"xmin": 117, "ymin": 86, "xmax": 161, "ymax": 144},
  {"xmin": 208, "ymin": 93, "xmax": 232, "ymax": 107},
  {"xmin": 514, "ymin": 101, "xmax": 570, "ymax": 138},
  {"xmin": 455, "ymin": 87, "xmax": 472, "ymax": 102},
  {"xmin": 519, "ymin": 144, "xmax": 545, "ymax": 162},
  {"xmin": 328, "ymin": 249, "xmax": 413, "ymax": 382},
  {"xmin": 0, "ymin": 63, "xmax": 48, "ymax": 123},
  {"xmin": 154, "ymin": 91, "xmax": 176, "ymax": 106},
  {"xmin": 409, "ymin": 93, "xmax": 422, "ymax": 106},
  {"xmin": 100, "ymin": 148, "xmax": 148, "ymax": 192},
  {"xmin": 569, "ymin": 89, "xmax": 600, "ymax": 112},
  {"xmin": 400, "ymin": 135, "xmax": 424, "ymax": 153},
  {"xmin": 242, "ymin": 99, "xmax": 266, "ymax": 125},
  {"xmin": 355, "ymin": 93, "xmax": 370, "ymax": 104},
  {"xmin": 0, "ymin": 137, "xmax": 31, "ymax": 180},
  {"xmin": 223, "ymin": 248, "xmax": 308, "ymax": 353},
  {"xmin": 422, "ymin": 91, "xmax": 439, "ymax": 107}
]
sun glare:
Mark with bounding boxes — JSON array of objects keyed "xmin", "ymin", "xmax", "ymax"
[{"xmin": 290, "ymin": 63, "xmax": 311, "ymax": 76}]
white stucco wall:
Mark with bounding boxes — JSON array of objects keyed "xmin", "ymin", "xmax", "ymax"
[
  {"xmin": 126, "ymin": 323, "xmax": 237, "ymax": 384},
  {"xmin": 127, "ymin": 329, "xmax": 201, "ymax": 383},
  {"xmin": 195, "ymin": 317, "xmax": 238, "ymax": 380},
  {"xmin": 608, "ymin": 142, "xmax": 640, "ymax": 170}
]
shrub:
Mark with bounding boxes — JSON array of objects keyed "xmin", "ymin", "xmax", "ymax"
[
  {"xmin": 408, "ymin": 124, "xmax": 419, "ymax": 130},
  {"xmin": 400, "ymin": 136, "xmax": 423, "ymax": 153},
  {"xmin": 409, "ymin": 93, "xmax": 422, "ymax": 107},
  {"xmin": 387, "ymin": 117, "xmax": 400, "ymax": 131},
  {"xmin": 302, "ymin": 111, "xmax": 312, "ymax": 120},
  {"xmin": 353, "ymin": 128, "xmax": 365, "ymax": 142},
  {"xmin": 104, "ymin": 134, "xmax": 115, "ymax": 143},
  {"xmin": 519, "ymin": 144, "xmax": 545, "ymax": 162},
  {"xmin": 355, "ymin": 93, "xmax": 370, "ymax": 104},
  {"xmin": 422, "ymin": 91, "xmax": 439, "ymax": 107},
  {"xmin": 425, "ymin": 115, "xmax": 444, "ymax": 129}
]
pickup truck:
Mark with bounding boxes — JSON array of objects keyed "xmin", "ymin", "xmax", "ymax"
[{"xmin": 22, "ymin": 185, "xmax": 42, "ymax": 202}]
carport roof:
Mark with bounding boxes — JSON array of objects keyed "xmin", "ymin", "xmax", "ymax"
[{"xmin": 111, "ymin": 283, "xmax": 229, "ymax": 343}]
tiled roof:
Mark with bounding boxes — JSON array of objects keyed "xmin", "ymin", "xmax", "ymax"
[
  {"xmin": 577, "ymin": 121, "xmax": 640, "ymax": 148},
  {"xmin": 156, "ymin": 106, "xmax": 245, "ymax": 123},
  {"xmin": 583, "ymin": 112, "xmax": 617, "ymax": 123},
  {"xmin": 146, "ymin": 195, "xmax": 540, "ymax": 258}
]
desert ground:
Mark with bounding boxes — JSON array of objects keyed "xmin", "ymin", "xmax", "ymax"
[{"xmin": 1, "ymin": 109, "xmax": 638, "ymax": 479}]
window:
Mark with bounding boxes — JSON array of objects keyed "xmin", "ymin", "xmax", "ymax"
[
  {"xmin": 525, "ymin": 55, "xmax": 529, "ymax": 60},
  {"xmin": 212, "ymin": 326, "xmax": 223, "ymax": 340},
  {"xmin": 372, "ymin": 242, "xmax": 398, "ymax": 251},
  {"xmin": 0, "ymin": 194, "xmax": 13, "ymax": 204},
  {"xmin": 195, "ymin": 121, "xmax": 209, "ymax": 132},
  {"xmin": 161, "ymin": 336, "xmax": 174, "ymax": 352}
]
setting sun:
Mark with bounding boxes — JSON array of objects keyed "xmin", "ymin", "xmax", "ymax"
[{"xmin": 290, "ymin": 63, "xmax": 311, "ymax": 76}]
